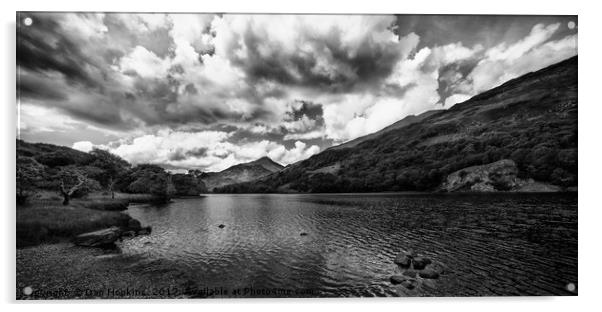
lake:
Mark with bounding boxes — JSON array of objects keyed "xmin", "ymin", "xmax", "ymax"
[{"xmin": 121, "ymin": 193, "xmax": 577, "ymax": 297}]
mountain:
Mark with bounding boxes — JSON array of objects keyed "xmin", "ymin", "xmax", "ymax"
[
  {"xmin": 215, "ymin": 56, "xmax": 577, "ymax": 193},
  {"xmin": 201, "ymin": 157, "xmax": 284, "ymax": 191}
]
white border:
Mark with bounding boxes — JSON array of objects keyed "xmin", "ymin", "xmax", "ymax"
[{"xmin": 2, "ymin": 0, "xmax": 600, "ymax": 311}]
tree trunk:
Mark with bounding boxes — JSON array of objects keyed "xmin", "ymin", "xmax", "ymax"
[{"xmin": 62, "ymin": 193, "xmax": 70, "ymax": 205}]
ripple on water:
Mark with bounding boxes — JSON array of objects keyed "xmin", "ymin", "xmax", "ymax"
[{"xmin": 121, "ymin": 193, "xmax": 577, "ymax": 297}]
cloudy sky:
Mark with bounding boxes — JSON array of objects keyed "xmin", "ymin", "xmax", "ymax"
[{"xmin": 17, "ymin": 13, "xmax": 577, "ymax": 172}]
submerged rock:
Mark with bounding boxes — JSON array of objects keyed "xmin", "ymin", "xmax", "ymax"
[
  {"xmin": 394, "ymin": 251, "xmax": 414, "ymax": 268},
  {"xmin": 390, "ymin": 275, "xmax": 406, "ymax": 285},
  {"xmin": 127, "ymin": 219, "xmax": 142, "ymax": 231},
  {"xmin": 73, "ymin": 227, "xmax": 122, "ymax": 247},
  {"xmin": 137, "ymin": 226, "xmax": 152, "ymax": 235},
  {"xmin": 412, "ymin": 257, "xmax": 432, "ymax": 270},
  {"xmin": 121, "ymin": 230, "xmax": 136, "ymax": 238},
  {"xmin": 401, "ymin": 279, "xmax": 418, "ymax": 290},
  {"xmin": 419, "ymin": 269, "xmax": 440, "ymax": 279},
  {"xmin": 402, "ymin": 270, "xmax": 417, "ymax": 278}
]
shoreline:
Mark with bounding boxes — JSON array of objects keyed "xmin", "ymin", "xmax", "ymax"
[{"xmin": 202, "ymin": 190, "xmax": 578, "ymax": 196}]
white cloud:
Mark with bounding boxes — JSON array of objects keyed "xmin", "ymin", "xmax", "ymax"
[
  {"xmin": 60, "ymin": 13, "xmax": 108, "ymax": 40},
  {"xmin": 468, "ymin": 24, "xmax": 577, "ymax": 93},
  {"xmin": 444, "ymin": 94, "xmax": 471, "ymax": 109},
  {"xmin": 72, "ymin": 141, "xmax": 94, "ymax": 152},
  {"xmin": 94, "ymin": 129, "xmax": 320, "ymax": 171},
  {"xmin": 119, "ymin": 46, "xmax": 171, "ymax": 78},
  {"xmin": 268, "ymin": 141, "xmax": 320, "ymax": 165}
]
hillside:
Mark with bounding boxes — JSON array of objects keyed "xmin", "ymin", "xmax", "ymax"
[
  {"xmin": 16, "ymin": 139, "xmax": 207, "ymax": 200},
  {"xmin": 201, "ymin": 157, "xmax": 284, "ymax": 191},
  {"xmin": 215, "ymin": 56, "xmax": 578, "ymax": 193}
]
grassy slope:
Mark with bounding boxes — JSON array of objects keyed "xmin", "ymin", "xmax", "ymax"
[
  {"xmin": 216, "ymin": 56, "xmax": 578, "ymax": 193},
  {"xmin": 16, "ymin": 201, "xmax": 134, "ymax": 248}
]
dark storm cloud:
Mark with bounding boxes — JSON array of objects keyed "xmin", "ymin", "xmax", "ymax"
[
  {"xmin": 18, "ymin": 72, "xmax": 68, "ymax": 101},
  {"xmin": 436, "ymin": 58, "xmax": 482, "ymax": 101},
  {"xmin": 223, "ymin": 18, "xmax": 409, "ymax": 93},
  {"xmin": 18, "ymin": 13, "xmax": 577, "ymax": 169},
  {"xmin": 394, "ymin": 15, "xmax": 577, "ymax": 51},
  {"xmin": 17, "ymin": 13, "xmax": 103, "ymax": 90},
  {"xmin": 288, "ymin": 100, "xmax": 323, "ymax": 121},
  {"xmin": 169, "ymin": 147, "xmax": 209, "ymax": 161}
]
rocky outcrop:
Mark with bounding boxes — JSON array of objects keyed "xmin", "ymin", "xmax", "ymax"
[
  {"xmin": 73, "ymin": 221, "xmax": 151, "ymax": 248},
  {"xmin": 441, "ymin": 159, "xmax": 563, "ymax": 192},
  {"xmin": 442, "ymin": 159, "xmax": 519, "ymax": 192},
  {"xmin": 73, "ymin": 227, "xmax": 123, "ymax": 247}
]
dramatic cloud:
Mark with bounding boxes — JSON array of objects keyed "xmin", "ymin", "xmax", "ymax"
[
  {"xmin": 78, "ymin": 129, "xmax": 319, "ymax": 171},
  {"xmin": 18, "ymin": 13, "xmax": 577, "ymax": 171}
]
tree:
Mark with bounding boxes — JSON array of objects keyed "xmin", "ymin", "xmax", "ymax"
[
  {"xmin": 16, "ymin": 156, "xmax": 43, "ymax": 204},
  {"xmin": 172, "ymin": 173, "xmax": 207, "ymax": 196},
  {"xmin": 57, "ymin": 168, "xmax": 87, "ymax": 205},
  {"xmin": 127, "ymin": 164, "xmax": 175, "ymax": 201},
  {"xmin": 89, "ymin": 148, "xmax": 130, "ymax": 197}
]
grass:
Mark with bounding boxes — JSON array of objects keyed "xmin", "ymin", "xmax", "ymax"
[
  {"xmin": 87, "ymin": 192, "xmax": 164, "ymax": 203},
  {"xmin": 16, "ymin": 191, "xmax": 168, "ymax": 248},
  {"xmin": 16, "ymin": 200, "xmax": 134, "ymax": 248}
]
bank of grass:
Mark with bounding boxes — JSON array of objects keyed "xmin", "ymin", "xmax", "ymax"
[
  {"xmin": 16, "ymin": 200, "xmax": 134, "ymax": 248},
  {"xmin": 87, "ymin": 192, "xmax": 165, "ymax": 204},
  {"xmin": 17, "ymin": 191, "xmax": 176, "ymax": 248}
]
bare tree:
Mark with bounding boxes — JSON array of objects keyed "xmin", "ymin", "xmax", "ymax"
[
  {"xmin": 59, "ymin": 172, "xmax": 86, "ymax": 205},
  {"xmin": 108, "ymin": 176, "xmax": 116, "ymax": 199}
]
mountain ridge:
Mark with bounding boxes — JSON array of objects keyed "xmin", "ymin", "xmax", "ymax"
[
  {"xmin": 200, "ymin": 156, "xmax": 284, "ymax": 191},
  {"xmin": 215, "ymin": 56, "xmax": 578, "ymax": 193}
]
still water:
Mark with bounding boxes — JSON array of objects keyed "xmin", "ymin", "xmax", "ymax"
[{"xmin": 122, "ymin": 193, "xmax": 577, "ymax": 297}]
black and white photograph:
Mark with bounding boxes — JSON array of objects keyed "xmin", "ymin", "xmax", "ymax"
[{"xmin": 14, "ymin": 10, "xmax": 580, "ymax": 300}]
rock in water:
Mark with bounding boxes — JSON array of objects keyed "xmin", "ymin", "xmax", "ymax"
[
  {"xmin": 402, "ymin": 270, "xmax": 417, "ymax": 278},
  {"xmin": 137, "ymin": 226, "xmax": 152, "ymax": 235},
  {"xmin": 401, "ymin": 279, "xmax": 418, "ymax": 290},
  {"xmin": 218, "ymin": 224, "xmax": 225, "ymax": 229},
  {"xmin": 419, "ymin": 269, "xmax": 440, "ymax": 279},
  {"xmin": 128, "ymin": 218, "xmax": 142, "ymax": 231},
  {"xmin": 300, "ymin": 232, "xmax": 308, "ymax": 236},
  {"xmin": 412, "ymin": 257, "xmax": 432, "ymax": 270},
  {"xmin": 394, "ymin": 252, "xmax": 413, "ymax": 268},
  {"xmin": 390, "ymin": 275, "xmax": 406, "ymax": 285},
  {"xmin": 73, "ymin": 227, "xmax": 122, "ymax": 247}
]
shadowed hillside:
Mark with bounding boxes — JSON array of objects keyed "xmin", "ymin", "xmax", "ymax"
[{"xmin": 215, "ymin": 56, "xmax": 578, "ymax": 193}]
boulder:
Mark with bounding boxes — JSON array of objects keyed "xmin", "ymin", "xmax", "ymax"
[
  {"xmin": 419, "ymin": 269, "xmax": 440, "ymax": 279},
  {"xmin": 401, "ymin": 279, "xmax": 418, "ymax": 290},
  {"xmin": 137, "ymin": 226, "xmax": 152, "ymax": 235},
  {"xmin": 121, "ymin": 230, "xmax": 136, "ymax": 238},
  {"xmin": 73, "ymin": 227, "xmax": 122, "ymax": 247},
  {"xmin": 394, "ymin": 250, "xmax": 415, "ymax": 268},
  {"xmin": 402, "ymin": 270, "xmax": 417, "ymax": 278},
  {"xmin": 390, "ymin": 275, "xmax": 406, "ymax": 285},
  {"xmin": 412, "ymin": 257, "xmax": 432, "ymax": 270},
  {"xmin": 127, "ymin": 218, "xmax": 142, "ymax": 230}
]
